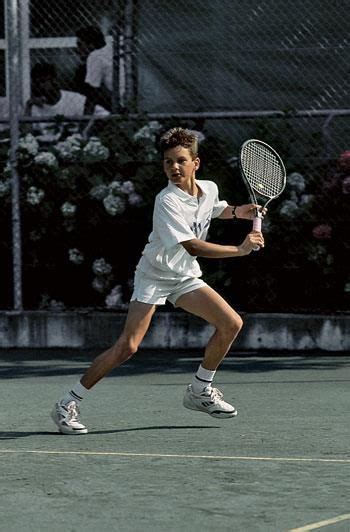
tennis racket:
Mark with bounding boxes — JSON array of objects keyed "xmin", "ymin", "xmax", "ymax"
[{"xmin": 239, "ymin": 139, "xmax": 286, "ymax": 250}]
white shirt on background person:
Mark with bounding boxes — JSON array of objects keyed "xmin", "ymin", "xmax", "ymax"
[
  {"xmin": 30, "ymin": 90, "xmax": 109, "ymax": 141},
  {"xmin": 85, "ymin": 42, "xmax": 113, "ymax": 91}
]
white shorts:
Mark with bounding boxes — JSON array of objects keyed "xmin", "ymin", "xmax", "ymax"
[{"xmin": 130, "ymin": 269, "xmax": 207, "ymax": 306}]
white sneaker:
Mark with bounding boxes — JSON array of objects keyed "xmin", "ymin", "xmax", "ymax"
[
  {"xmin": 51, "ymin": 400, "xmax": 88, "ymax": 435},
  {"xmin": 183, "ymin": 385, "xmax": 237, "ymax": 418}
]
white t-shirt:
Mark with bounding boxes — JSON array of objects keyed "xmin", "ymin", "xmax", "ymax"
[
  {"xmin": 85, "ymin": 43, "xmax": 113, "ymax": 91},
  {"xmin": 136, "ymin": 180, "xmax": 228, "ymax": 280},
  {"xmin": 31, "ymin": 90, "xmax": 109, "ymax": 141}
]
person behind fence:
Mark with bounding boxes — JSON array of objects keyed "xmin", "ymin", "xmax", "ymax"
[
  {"xmin": 51, "ymin": 127, "xmax": 265, "ymax": 435},
  {"xmin": 75, "ymin": 25, "xmax": 115, "ymax": 114},
  {"xmin": 25, "ymin": 62, "xmax": 109, "ymax": 142}
]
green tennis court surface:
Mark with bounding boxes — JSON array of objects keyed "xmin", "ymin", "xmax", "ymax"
[{"xmin": 1, "ymin": 349, "xmax": 349, "ymax": 532}]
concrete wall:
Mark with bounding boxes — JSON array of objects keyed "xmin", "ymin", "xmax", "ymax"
[{"xmin": 0, "ymin": 311, "xmax": 349, "ymax": 351}]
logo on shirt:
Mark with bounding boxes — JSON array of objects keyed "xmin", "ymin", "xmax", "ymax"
[{"xmin": 191, "ymin": 214, "xmax": 211, "ymax": 237}]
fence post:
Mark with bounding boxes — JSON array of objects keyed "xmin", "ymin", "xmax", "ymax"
[
  {"xmin": 111, "ymin": 0, "xmax": 124, "ymax": 112},
  {"xmin": 5, "ymin": 0, "xmax": 23, "ymax": 310},
  {"xmin": 124, "ymin": 0, "xmax": 137, "ymax": 107}
]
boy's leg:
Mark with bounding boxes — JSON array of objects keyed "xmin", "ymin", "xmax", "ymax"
[
  {"xmin": 176, "ymin": 285, "xmax": 243, "ymax": 369},
  {"xmin": 51, "ymin": 301, "xmax": 156, "ymax": 434},
  {"xmin": 81, "ymin": 301, "xmax": 156, "ymax": 389},
  {"xmin": 175, "ymin": 285, "xmax": 243, "ymax": 418}
]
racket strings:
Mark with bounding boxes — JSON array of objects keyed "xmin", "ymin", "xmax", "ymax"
[{"xmin": 241, "ymin": 143, "xmax": 285, "ymax": 198}]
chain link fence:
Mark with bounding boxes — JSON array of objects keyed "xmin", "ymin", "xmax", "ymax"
[{"xmin": 1, "ymin": 0, "xmax": 349, "ymax": 312}]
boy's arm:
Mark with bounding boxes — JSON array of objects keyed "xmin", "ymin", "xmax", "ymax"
[
  {"xmin": 218, "ymin": 204, "xmax": 264, "ymax": 220},
  {"xmin": 181, "ymin": 232, "xmax": 264, "ymax": 258}
]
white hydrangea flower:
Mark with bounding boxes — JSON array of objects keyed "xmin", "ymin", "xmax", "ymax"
[
  {"xmin": 103, "ymin": 194, "xmax": 126, "ymax": 216},
  {"xmin": 0, "ymin": 179, "xmax": 11, "ymax": 197},
  {"xmin": 128, "ymin": 192, "xmax": 143, "ymax": 206},
  {"xmin": 67, "ymin": 133, "xmax": 83, "ymax": 144},
  {"xmin": 17, "ymin": 133, "xmax": 39, "ymax": 156},
  {"xmin": 89, "ymin": 184, "xmax": 109, "ymax": 200},
  {"xmin": 300, "ymin": 194, "xmax": 314, "ymax": 205},
  {"xmin": 279, "ymin": 199, "xmax": 299, "ymax": 218},
  {"xmin": 34, "ymin": 151, "xmax": 58, "ymax": 168},
  {"xmin": 3, "ymin": 161, "xmax": 12, "ymax": 177},
  {"xmin": 288, "ymin": 172, "xmax": 306, "ymax": 193},
  {"xmin": 55, "ymin": 135, "xmax": 82, "ymax": 162},
  {"xmin": 105, "ymin": 285, "xmax": 127, "ymax": 309},
  {"xmin": 109, "ymin": 180, "xmax": 123, "ymax": 195},
  {"xmin": 120, "ymin": 180, "xmax": 135, "ymax": 194},
  {"xmin": 61, "ymin": 202, "xmax": 76, "ymax": 217},
  {"xmin": 92, "ymin": 258, "xmax": 113, "ymax": 276},
  {"xmin": 82, "ymin": 137, "xmax": 109, "ymax": 161},
  {"xmin": 68, "ymin": 248, "xmax": 84, "ymax": 265},
  {"xmin": 26, "ymin": 186, "xmax": 45, "ymax": 205},
  {"xmin": 133, "ymin": 120, "xmax": 162, "ymax": 141}
]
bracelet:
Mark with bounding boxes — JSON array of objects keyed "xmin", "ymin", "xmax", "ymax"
[{"xmin": 232, "ymin": 206, "xmax": 237, "ymax": 219}]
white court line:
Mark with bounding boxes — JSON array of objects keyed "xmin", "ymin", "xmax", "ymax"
[
  {"xmin": 289, "ymin": 513, "xmax": 350, "ymax": 531},
  {"xmin": 0, "ymin": 449, "xmax": 350, "ymax": 463}
]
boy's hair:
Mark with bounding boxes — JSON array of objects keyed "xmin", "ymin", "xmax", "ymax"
[{"xmin": 159, "ymin": 127, "xmax": 198, "ymax": 158}]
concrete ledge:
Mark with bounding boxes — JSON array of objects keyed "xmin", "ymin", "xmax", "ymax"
[{"xmin": 0, "ymin": 311, "xmax": 349, "ymax": 351}]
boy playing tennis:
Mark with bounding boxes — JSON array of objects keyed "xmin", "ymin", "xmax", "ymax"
[{"xmin": 51, "ymin": 127, "xmax": 264, "ymax": 434}]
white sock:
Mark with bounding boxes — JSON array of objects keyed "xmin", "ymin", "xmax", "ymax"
[
  {"xmin": 191, "ymin": 365, "xmax": 216, "ymax": 394},
  {"xmin": 60, "ymin": 381, "xmax": 89, "ymax": 405}
]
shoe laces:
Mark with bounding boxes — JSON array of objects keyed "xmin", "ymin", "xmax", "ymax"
[
  {"xmin": 209, "ymin": 387, "xmax": 225, "ymax": 404},
  {"xmin": 66, "ymin": 401, "xmax": 80, "ymax": 422}
]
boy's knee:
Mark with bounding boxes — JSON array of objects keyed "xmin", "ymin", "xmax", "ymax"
[
  {"xmin": 126, "ymin": 339, "xmax": 139, "ymax": 357},
  {"xmin": 236, "ymin": 314, "xmax": 244, "ymax": 332},
  {"xmin": 231, "ymin": 315, "xmax": 243, "ymax": 337},
  {"xmin": 221, "ymin": 313, "xmax": 243, "ymax": 340},
  {"xmin": 112, "ymin": 337, "xmax": 139, "ymax": 364}
]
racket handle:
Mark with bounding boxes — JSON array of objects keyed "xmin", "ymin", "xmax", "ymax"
[
  {"xmin": 253, "ymin": 216, "xmax": 262, "ymax": 232},
  {"xmin": 253, "ymin": 213, "xmax": 263, "ymax": 251}
]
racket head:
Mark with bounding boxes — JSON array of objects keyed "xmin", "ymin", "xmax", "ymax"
[{"xmin": 239, "ymin": 139, "xmax": 286, "ymax": 202}]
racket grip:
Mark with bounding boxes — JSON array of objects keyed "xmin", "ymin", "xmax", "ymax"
[
  {"xmin": 253, "ymin": 215, "xmax": 262, "ymax": 232},
  {"xmin": 253, "ymin": 213, "xmax": 262, "ymax": 251}
]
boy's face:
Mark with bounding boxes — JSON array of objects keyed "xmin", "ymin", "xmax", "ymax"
[{"xmin": 163, "ymin": 146, "xmax": 200, "ymax": 188}]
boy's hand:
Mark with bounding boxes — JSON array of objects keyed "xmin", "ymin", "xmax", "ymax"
[
  {"xmin": 238, "ymin": 231, "xmax": 265, "ymax": 255},
  {"xmin": 236, "ymin": 203, "xmax": 267, "ymax": 220}
]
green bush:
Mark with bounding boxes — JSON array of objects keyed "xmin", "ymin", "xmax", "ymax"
[{"xmin": 0, "ymin": 118, "xmax": 349, "ymax": 312}]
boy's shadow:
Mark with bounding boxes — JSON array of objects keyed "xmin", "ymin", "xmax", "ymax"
[{"xmin": 0, "ymin": 425, "xmax": 219, "ymax": 439}]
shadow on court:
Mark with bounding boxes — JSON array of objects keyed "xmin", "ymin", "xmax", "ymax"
[
  {"xmin": 1, "ymin": 347, "xmax": 350, "ymax": 378},
  {"xmin": 0, "ymin": 425, "xmax": 219, "ymax": 440},
  {"xmin": 1, "ymin": 348, "xmax": 350, "ymax": 532}
]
